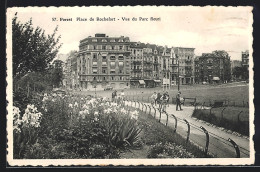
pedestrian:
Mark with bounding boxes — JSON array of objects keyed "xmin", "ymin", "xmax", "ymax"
[
  {"xmin": 165, "ymin": 91, "xmax": 170, "ymax": 107},
  {"xmin": 151, "ymin": 92, "xmax": 157, "ymax": 106},
  {"xmin": 156, "ymin": 92, "xmax": 161, "ymax": 108},
  {"xmin": 176, "ymin": 91, "xmax": 183, "ymax": 111},
  {"xmin": 161, "ymin": 92, "xmax": 169, "ymax": 111},
  {"xmin": 120, "ymin": 90, "xmax": 125, "ymax": 101},
  {"xmin": 112, "ymin": 90, "xmax": 117, "ymax": 103}
]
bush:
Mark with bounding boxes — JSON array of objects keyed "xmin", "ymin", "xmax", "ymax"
[{"xmin": 147, "ymin": 142, "xmax": 194, "ymax": 158}]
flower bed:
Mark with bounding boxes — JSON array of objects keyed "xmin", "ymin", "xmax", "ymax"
[
  {"xmin": 13, "ymin": 93, "xmax": 142, "ymax": 159},
  {"xmin": 13, "ymin": 92, "xmax": 209, "ymax": 159}
]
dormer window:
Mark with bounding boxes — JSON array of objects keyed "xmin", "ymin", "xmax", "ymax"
[
  {"xmin": 119, "ymin": 39, "xmax": 124, "ymax": 42},
  {"xmin": 110, "ymin": 39, "xmax": 115, "ymax": 42},
  {"xmin": 92, "ymin": 39, "xmax": 97, "ymax": 42},
  {"xmin": 102, "ymin": 39, "xmax": 107, "ymax": 42}
]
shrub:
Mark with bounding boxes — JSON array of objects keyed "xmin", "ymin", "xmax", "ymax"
[{"xmin": 147, "ymin": 142, "xmax": 195, "ymax": 158}]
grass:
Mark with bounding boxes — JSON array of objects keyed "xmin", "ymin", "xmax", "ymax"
[
  {"xmin": 192, "ymin": 109, "xmax": 249, "ymax": 136},
  {"xmin": 135, "ymin": 106, "xmax": 213, "ymax": 158},
  {"xmin": 74, "ymin": 82, "xmax": 249, "ymax": 107}
]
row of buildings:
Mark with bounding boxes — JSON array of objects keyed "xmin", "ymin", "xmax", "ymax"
[{"xmin": 62, "ymin": 33, "xmax": 248, "ymax": 90}]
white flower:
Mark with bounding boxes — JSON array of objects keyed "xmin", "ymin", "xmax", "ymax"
[
  {"xmin": 120, "ymin": 108, "xmax": 127, "ymax": 114},
  {"xmin": 42, "ymin": 96, "xmax": 48, "ymax": 102},
  {"xmin": 68, "ymin": 104, "xmax": 73, "ymax": 108},
  {"xmin": 104, "ymin": 108, "xmax": 112, "ymax": 114},
  {"xmin": 74, "ymin": 102, "xmax": 78, "ymax": 107},
  {"xmin": 130, "ymin": 110, "xmax": 139, "ymax": 120},
  {"xmin": 22, "ymin": 104, "xmax": 43, "ymax": 128},
  {"xmin": 13, "ymin": 106, "xmax": 22, "ymax": 133}
]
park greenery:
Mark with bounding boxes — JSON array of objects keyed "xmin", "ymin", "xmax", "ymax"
[
  {"xmin": 12, "ymin": 14, "xmax": 207, "ymax": 159},
  {"xmin": 13, "ymin": 93, "xmax": 209, "ymax": 158},
  {"xmin": 12, "ymin": 13, "xmax": 63, "ymax": 90}
]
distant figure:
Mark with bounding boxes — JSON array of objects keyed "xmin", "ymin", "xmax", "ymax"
[
  {"xmin": 112, "ymin": 90, "xmax": 117, "ymax": 102},
  {"xmin": 151, "ymin": 92, "xmax": 158, "ymax": 106},
  {"xmin": 120, "ymin": 90, "xmax": 125, "ymax": 101},
  {"xmin": 176, "ymin": 91, "xmax": 183, "ymax": 111},
  {"xmin": 156, "ymin": 92, "xmax": 162, "ymax": 107},
  {"xmin": 160, "ymin": 91, "xmax": 169, "ymax": 111}
]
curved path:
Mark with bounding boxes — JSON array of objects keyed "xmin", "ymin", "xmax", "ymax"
[{"xmin": 126, "ymin": 101, "xmax": 250, "ymax": 158}]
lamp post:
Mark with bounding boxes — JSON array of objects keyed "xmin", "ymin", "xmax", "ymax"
[{"xmin": 177, "ymin": 57, "xmax": 180, "ymax": 91}]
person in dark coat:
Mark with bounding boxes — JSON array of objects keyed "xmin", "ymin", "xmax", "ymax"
[
  {"xmin": 176, "ymin": 91, "xmax": 183, "ymax": 111},
  {"xmin": 112, "ymin": 90, "xmax": 117, "ymax": 102}
]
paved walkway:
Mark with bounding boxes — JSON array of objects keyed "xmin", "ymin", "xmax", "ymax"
[{"xmin": 125, "ymin": 101, "xmax": 250, "ymax": 158}]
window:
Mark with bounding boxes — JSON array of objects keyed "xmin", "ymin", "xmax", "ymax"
[
  {"xmin": 120, "ymin": 76, "xmax": 122, "ymax": 80},
  {"xmin": 110, "ymin": 62, "xmax": 116, "ymax": 68},
  {"xmin": 110, "ymin": 39, "xmax": 115, "ymax": 42},
  {"xmin": 111, "ymin": 76, "xmax": 114, "ymax": 80},
  {"xmin": 93, "ymin": 54, "xmax": 97, "ymax": 59},
  {"xmin": 93, "ymin": 62, "xmax": 97, "ymax": 66},
  {"xmin": 119, "ymin": 45, "xmax": 123, "ymax": 50},
  {"xmin": 118, "ymin": 56, "xmax": 124, "ymax": 60},
  {"xmin": 102, "ymin": 45, "xmax": 106, "ymax": 50},
  {"xmin": 93, "ymin": 76, "xmax": 96, "ymax": 80},
  {"xmin": 102, "ymin": 69, "xmax": 106, "ymax": 73},
  {"xmin": 110, "ymin": 56, "xmax": 116, "ymax": 60},
  {"xmin": 93, "ymin": 46, "xmax": 96, "ymax": 50},
  {"xmin": 119, "ymin": 70, "xmax": 123, "ymax": 74},
  {"xmin": 102, "ymin": 39, "xmax": 107, "ymax": 42},
  {"xmin": 92, "ymin": 68, "xmax": 97, "ymax": 74},
  {"xmin": 102, "ymin": 56, "xmax": 106, "ymax": 60},
  {"xmin": 111, "ymin": 46, "xmax": 115, "ymax": 50},
  {"xmin": 103, "ymin": 76, "xmax": 106, "ymax": 80},
  {"xmin": 92, "ymin": 39, "xmax": 97, "ymax": 42},
  {"xmin": 119, "ymin": 39, "xmax": 124, "ymax": 42}
]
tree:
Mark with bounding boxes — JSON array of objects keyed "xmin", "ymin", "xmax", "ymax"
[
  {"xmin": 233, "ymin": 66, "xmax": 249, "ymax": 80},
  {"xmin": 12, "ymin": 13, "xmax": 62, "ymax": 80}
]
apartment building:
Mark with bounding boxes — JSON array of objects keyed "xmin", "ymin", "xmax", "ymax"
[{"xmin": 77, "ymin": 33, "xmax": 131, "ymax": 90}]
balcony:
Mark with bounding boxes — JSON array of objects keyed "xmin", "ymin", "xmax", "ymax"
[{"xmin": 132, "ymin": 69, "xmax": 142, "ymax": 72}]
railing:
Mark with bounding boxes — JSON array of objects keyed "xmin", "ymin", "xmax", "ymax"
[{"xmin": 122, "ymin": 98, "xmax": 250, "ymax": 158}]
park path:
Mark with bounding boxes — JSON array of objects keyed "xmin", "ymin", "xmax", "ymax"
[{"xmin": 126, "ymin": 101, "xmax": 250, "ymax": 158}]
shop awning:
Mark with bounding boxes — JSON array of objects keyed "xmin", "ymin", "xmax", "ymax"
[
  {"xmin": 139, "ymin": 80, "xmax": 145, "ymax": 84},
  {"xmin": 154, "ymin": 80, "xmax": 161, "ymax": 83},
  {"xmin": 213, "ymin": 77, "xmax": 220, "ymax": 81}
]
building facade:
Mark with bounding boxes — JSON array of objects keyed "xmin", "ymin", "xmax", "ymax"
[
  {"xmin": 77, "ymin": 33, "xmax": 131, "ymax": 90},
  {"xmin": 194, "ymin": 56, "xmax": 200, "ymax": 84},
  {"xmin": 197, "ymin": 51, "xmax": 231, "ymax": 83},
  {"xmin": 64, "ymin": 33, "xmax": 199, "ymax": 89},
  {"xmin": 241, "ymin": 50, "xmax": 249, "ymax": 69},
  {"xmin": 172, "ymin": 47, "xmax": 195, "ymax": 85},
  {"xmin": 63, "ymin": 51, "xmax": 79, "ymax": 89}
]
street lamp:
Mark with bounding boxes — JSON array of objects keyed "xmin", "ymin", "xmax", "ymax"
[{"xmin": 177, "ymin": 57, "xmax": 180, "ymax": 91}]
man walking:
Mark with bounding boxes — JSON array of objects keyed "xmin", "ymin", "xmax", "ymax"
[
  {"xmin": 151, "ymin": 92, "xmax": 157, "ymax": 106},
  {"xmin": 176, "ymin": 91, "xmax": 183, "ymax": 111}
]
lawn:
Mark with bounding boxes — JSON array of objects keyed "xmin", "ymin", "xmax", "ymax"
[
  {"xmin": 191, "ymin": 107, "xmax": 249, "ymax": 136},
  {"xmin": 73, "ymin": 82, "xmax": 249, "ymax": 107}
]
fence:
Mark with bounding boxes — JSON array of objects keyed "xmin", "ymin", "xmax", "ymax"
[
  {"xmin": 122, "ymin": 99, "xmax": 250, "ymax": 158},
  {"xmin": 124, "ymin": 94, "xmax": 249, "ymax": 108}
]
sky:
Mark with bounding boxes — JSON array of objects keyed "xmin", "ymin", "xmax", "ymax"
[{"xmin": 8, "ymin": 6, "xmax": 253, "ymax": 60}]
